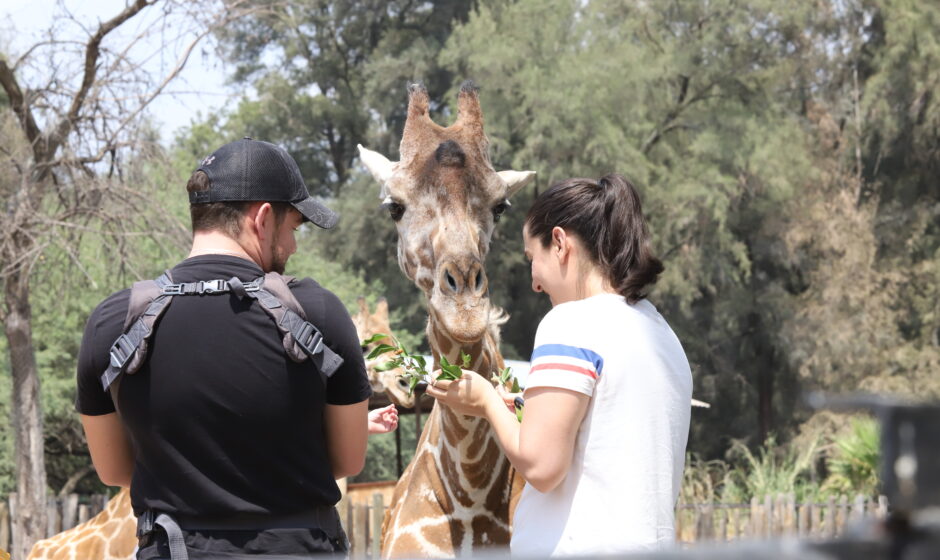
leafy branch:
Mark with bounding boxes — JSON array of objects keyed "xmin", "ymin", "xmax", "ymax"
[
  {"xmin": 362, "ymin": 333, "xmax": 468, "ymax": 395},
  {"xmin": 362, "ymin": 333, "xmax": 525, "ymax": 422}
]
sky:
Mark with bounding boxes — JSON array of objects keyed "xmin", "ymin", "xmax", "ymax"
[{"xmin": 0, "ymin": 0, "xmax": 236, "ymax": 144}]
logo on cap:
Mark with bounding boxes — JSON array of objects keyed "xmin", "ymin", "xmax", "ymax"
[{"xmin": 202, "ymin": 155, "xmax": 216, "ymax": 166}]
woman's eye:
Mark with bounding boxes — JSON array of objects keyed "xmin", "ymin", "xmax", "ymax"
[
  {"xmin": 382, "ymin": 201, "xmax": 405, "ymax": 221},
  {"xmin": 492, "ymin": 200, "xmax": 511, "ymax": 222}
]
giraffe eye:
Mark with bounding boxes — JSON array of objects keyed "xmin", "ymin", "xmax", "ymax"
[
  {"xmin": 492, "ymin": 200, "xmax": 511, "ymax": 222},
  {"xmin": 382, "ymin": 200, "xmax": 405, "ymax": 221}
]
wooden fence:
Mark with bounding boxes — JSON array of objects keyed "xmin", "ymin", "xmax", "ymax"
[
  {"xmin": 0, "ymin": 493, "xmax": 111, "ymax": 553},
  {"xmin": 339, "ymin": 492, "xmax": 891, "ymax": 557},
  {"xmin": 676, "ymin": 493, "xmax": 889, "ymax": 543},
  {"xmin": 1, "ymin": 491, "xmax": 888, "ymax": 557}
]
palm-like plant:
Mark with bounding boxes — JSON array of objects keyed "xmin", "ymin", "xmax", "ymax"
[{"xmin": 821, "ymin": 416, "xmax": 880, "ymax": 496}]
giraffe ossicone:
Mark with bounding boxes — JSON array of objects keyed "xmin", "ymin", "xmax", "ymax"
[{"xmin": 359, "ymin": 81, "xmax": 534, "ymax": 558}]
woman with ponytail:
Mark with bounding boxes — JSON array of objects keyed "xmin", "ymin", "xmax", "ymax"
[{"xmin": 428, "ymin": 174, "xmax": 692, "ymax": 555}]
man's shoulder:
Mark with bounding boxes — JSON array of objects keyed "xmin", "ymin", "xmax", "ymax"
[
  {"xmin": 287, "ymin": 277, "xmax": 349, "ymax": 323},
  {"xmin": 88, "ymin": 287, "xmax": 132, "ymax": 329}
]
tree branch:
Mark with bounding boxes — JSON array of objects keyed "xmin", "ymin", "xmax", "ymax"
[
  {"xmin": 0, "ymin": 58, "xmax": 43, "ymax": 156},
  {"xmin": 47, "ymin": 0, "xmax": 156, "ymax": 162}
]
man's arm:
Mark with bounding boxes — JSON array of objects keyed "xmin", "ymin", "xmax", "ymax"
[
  {"xmin": 324, "ymin": 400, "xmax": 370, "ymax": 479},
  {"xmin": 81, "ymin": 413, "xmax": 134, "ymax": 488}
]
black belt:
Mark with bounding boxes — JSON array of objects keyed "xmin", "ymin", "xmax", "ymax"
[
  {"xmin": 139, "ymin": 506, "xmax": 343, "ymax": 537},
  {"xmin": 137, "ymin": 507, "xmax": 347, "ymax": 560}
]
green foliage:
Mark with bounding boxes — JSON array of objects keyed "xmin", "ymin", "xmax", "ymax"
[
  {"xmin": 722, "ymin": 435, "xmax": 822, "ymax": 503},
  {"xmin": 679, "ymin": 453, "xmax": 730, "ymax": 504},
  {"xmin": 821, "ymin": 417, "xmax": 881, "ymax": 497}
]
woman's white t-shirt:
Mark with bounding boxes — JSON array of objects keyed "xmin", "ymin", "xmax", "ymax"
[{"xmin": 510, "ymin": 293, "xmax": 692, "ymax": 556}]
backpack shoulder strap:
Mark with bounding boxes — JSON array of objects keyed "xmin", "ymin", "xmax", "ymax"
[
  {"xmin": 248, "ymin": 272, "xmax": 344, "ymax": 384},
  {"xmin": 102, "ymin": 271, "xmax": 175, "ymax": 415}
]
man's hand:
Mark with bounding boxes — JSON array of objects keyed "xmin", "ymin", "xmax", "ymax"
[{"xmin": 368, "ymin": 403, "xmax": 399, "ymax": 434}]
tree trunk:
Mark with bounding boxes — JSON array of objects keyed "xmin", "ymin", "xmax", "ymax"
[{"xmin": 3, "ymin": 267, "xmax": 48, "ymax": 559}]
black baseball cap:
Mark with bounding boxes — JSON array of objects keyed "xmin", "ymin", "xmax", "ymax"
[{"xmin": 191, "ymin": 137, "xmax": 339, "ymax": 229}]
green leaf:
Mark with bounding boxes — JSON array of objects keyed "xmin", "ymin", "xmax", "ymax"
[
  {"xmin": 512, "ymin": 378, "xmax": 521, "ymax": 393},
  {"xmin": 373, "ymin": 360, "xmax": 401, "ymax": 372},
  {"xmin": 366, "ymin": 344, "xmax": 398, "ymax": 360},
  {"xmin": 413, "ymin": 354, "xmax": 427, "ymax": 371},
  {"xmin": 361, "ymin": 333, "xmax": 389, "ymax": 346},
  {"xmin": 438, "ymin": 355, "xmax": 462, "ymax": 378},
  {"xmin": 461, "ymin": 351, "xmax": 471, "ymax": 368}
]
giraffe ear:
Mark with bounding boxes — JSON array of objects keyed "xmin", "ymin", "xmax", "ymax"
[
  {"xmin": 375, "ymin": 297, "xmax": 389, "ymax": 320},
  {"xmin": 358, "ymin": 144, "xmax": 396, "ymax": 188},
  {"xmin": 498, "ymin": 170, "xmax": 536, "ymax": 199}
]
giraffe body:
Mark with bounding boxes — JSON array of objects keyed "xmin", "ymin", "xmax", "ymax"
[
  {"xmin": 358, "ymin": 82, "xmax": 534, "ymax": 557},
  {"xmin": 27, "ymin": 489, "xmax": 136, "ymax": 560}
]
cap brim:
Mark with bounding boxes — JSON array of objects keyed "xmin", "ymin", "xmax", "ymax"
[{"xmin": 293, "ymin": 197, "xmax": 339, "ymax": 229}]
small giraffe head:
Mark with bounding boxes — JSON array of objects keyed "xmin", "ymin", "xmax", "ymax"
[
  {"xmin": 351, "ymin": 297, "xmax": 415, "ymax": 408},
  {"xmin": 358, "ymin": 83, "xmax": 534, "ymax": 343}
]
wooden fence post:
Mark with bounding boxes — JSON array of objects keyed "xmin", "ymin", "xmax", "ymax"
[
  {"xmin": 698, "ymin": 504, "xmax": 713, "ymax": 541},
  {"xmin": 0, "ymin": 501, "xmax": 8, "ymax": 554},
  {"xmin": 824, "ymin": 495, "xmax": 836, "ymax": 538},
  {"xmin": 62, "ymin": 494, "xmax": 79, "ymax": 531},
  {"xmin": 371, "ymin": 493, "xmax": 384, "ymax": 558},
  {"xmin": 798, "ymin": 503, "xmax": 808, "ymax": 537},
  {"xmin": 763, "ymin": 495, "xmax": 773, "ymax": 537},
  {"xmin": 352, "ymin": 503, "xmax": 368, "ymax": 558},
  {"xmin": 730, "ymin": 506, "xmax": 740, "ymax": 541},
  {"xmin": 836, "ymin": 495, "xmax": 848, "ymax": 537},
  {"xmin": 716, "ymin": 507, "xmax": 726, "ymax": 542},
  {"xmin": 877, "ymin": 495, "xmax": 889, "ymax": 518},
  {"xmin": 749, "ymin": 496, "xmax": 759, "ymax": 537},
  {"xmin": 850, "ymin": 494, "xmax": 866, "ymax": 525}
]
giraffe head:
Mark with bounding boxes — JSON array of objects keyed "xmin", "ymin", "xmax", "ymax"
[
  {"xmin": 351, "ymin": 297, "xmax": 416, "ymax": 408},
  {"xmin": 358, "ymin": 83, "xmax": 534, "ymax": 344}
]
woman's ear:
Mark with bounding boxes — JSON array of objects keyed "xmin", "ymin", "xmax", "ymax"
[{"xmin": 551, "ymin": 226, "xmax": 570, "ymax": 262}]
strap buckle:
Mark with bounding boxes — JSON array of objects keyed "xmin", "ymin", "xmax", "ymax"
[
  {"xmin": 109, "ymin": 334, "xmax": 136, "ymax": 370},
  {"xmin": 136, "ymin": 509, "xmax": 155, "ymax": 538},
  {"xmin": 162, "ymin": 284, "xmax": 184, "ymax": 296},
  {"xmin": 200, "ymin": 280, "xmax": 227, "ymax": 294},
  {"xmin": 296, "ymin": 322, "xmax": 324, "ymax": 356}
]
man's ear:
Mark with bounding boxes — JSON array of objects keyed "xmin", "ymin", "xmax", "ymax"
[{"xmin": 247, "ymin": 202, "xmax": 272, "ymax": 240}]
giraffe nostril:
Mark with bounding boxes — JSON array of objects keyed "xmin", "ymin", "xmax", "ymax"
[
  {"xmin": 474, "ymin": 270, "xmax": 484, "ymax": 293},
  {"xmin": 445, "ymin": 269, "xmax": 458, "ymax": 293}
]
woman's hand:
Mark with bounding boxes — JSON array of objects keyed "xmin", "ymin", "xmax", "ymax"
[
  {"xmin": 425, "ymin": 369, "xmax": 501, "ymax": 417},
  {"xmin": 367, "ymin": 404, "xmax": 399, "ymax": 434}
]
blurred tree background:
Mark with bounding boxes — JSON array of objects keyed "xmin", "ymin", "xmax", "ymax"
[{"xmin": 1, "ymin": 0, "xmax": 937, "ymax": 501}]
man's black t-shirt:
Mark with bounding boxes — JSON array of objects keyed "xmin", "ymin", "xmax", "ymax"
[{"xmin": 75, "ymin": 255, "xmax": 372, "ymax": 522}]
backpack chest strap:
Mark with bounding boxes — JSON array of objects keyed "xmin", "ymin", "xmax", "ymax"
[{"xmin": 101, "ymin": 272, "xmax": 344, "ymax": 400}]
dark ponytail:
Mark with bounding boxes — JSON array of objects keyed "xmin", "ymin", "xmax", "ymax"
[{"xmin": 525, "ymin": 174, "xmax": 664, "ymax": 303}]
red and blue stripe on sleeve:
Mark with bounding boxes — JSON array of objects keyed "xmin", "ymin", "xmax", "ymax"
[{"xmin": 529, "ymin": 344, "xmax": 604, "ymax": 380}]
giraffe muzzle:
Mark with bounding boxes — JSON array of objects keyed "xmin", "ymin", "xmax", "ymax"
[{"xmin": 438, "ymin": 260, "xmax": 487, "ymax": 297}]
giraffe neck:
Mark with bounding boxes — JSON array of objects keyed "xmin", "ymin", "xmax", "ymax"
[{"xmin": 26, "ymin": 489, "xmax": 137, "ymax": 560}]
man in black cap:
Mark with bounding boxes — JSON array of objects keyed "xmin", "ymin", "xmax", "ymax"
[{"xmin": 76, "ymin": 138, "xmax": 378, "ymax": 558}]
